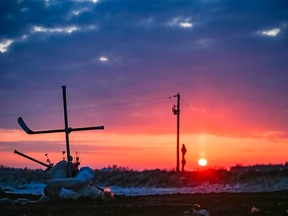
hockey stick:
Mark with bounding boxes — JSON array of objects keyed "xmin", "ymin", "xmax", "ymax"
[
  {"xmin": 14, "ymin": 149, "xmax": 53, "ymax": 170},
  {"xmin": 18, "ymin": 117, "xmax": 104, "ymax": 135}
]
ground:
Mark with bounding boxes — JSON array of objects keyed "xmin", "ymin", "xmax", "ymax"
[{"xmin": 1, "ymin": 191, "xmax": 288, "ymax": 216}]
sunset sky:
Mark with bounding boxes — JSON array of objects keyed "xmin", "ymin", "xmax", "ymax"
[{"xmin": 1, "ymin": 0, "xmax": 288, "ymax": 171}]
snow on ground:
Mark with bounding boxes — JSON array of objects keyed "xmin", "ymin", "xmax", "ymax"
[
  {"xmin": 1, "ymin": 166, "xmax": 288, "ymax": 196},
  {"xmin": 2, "ymin": 181, "xmax": 288, "ymax": 196},
  {"xmin": 0, "ymin": 182, "xmax": 46, "ymax": 195}
]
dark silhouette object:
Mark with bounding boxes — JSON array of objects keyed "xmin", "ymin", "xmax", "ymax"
[
  {"xmin": 17, "ymin": 85, "xmax": 104, "ymax": 177},
  {"xmin": 71, "ymin": 160, "xmax": 80, "ymax": 177},
  {"xmin": 71, "ymin": 152, "xmax": 81, "ymax": 177},
  {"xmin": 14, "ymin": 149, "xmax": 53, "ymax": 171},
  {"xmin": 45, "ymin": 153, "xmax": 53, "ymax": 167},
  {"xmin": 181, "ymin": 144, "xmax": 187, "ymax": 172},
  {"xmin": 62, "ymin": 151, "xmax": 66, "ymax": 160}
]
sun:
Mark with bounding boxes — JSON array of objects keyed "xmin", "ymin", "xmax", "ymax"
[{"xmin": 198, "ymin": 158, "xmax": 208, "ymax": 166}]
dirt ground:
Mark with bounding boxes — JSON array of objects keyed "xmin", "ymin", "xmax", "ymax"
[{"xmin": 1, "ymin": 190, "xmax": 288, "ymax": 216}]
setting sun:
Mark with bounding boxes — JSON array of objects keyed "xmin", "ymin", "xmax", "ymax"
[{"xmin": 198, "ymin": 158, "xmax": 208, "ymax": 167}]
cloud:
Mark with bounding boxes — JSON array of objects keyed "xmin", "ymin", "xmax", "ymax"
[
  {"xmin": 33, "ymin": 25, "xmax": 79, "ymax": 34},
  {"xmin": 252, "ymin": 130, "xmax": 287, "ymax": 140},
  {"xmin": 0, "ymin": 39, "xmax": 14, "ymax": 53},
  {"xmin": 74, "ymin": 0, "xmax": 99, "ymax": 3},
  {"xmin": 261, "ymin": 28, "xmax": 281, "ymax": 37},
  {"xmin": 99, "ymin": 56, "xmax": 108, "ymax": 62},
  {"xmin": 180, "ymin": 22, "xmax": 193, "ymax": 28},
  {"xmin": 71, "ymin": 7, "xmax": 90, "ymax": 16},
  {"xmin": 167, "ymin": 17, "xmax": 193, "ymax": 28}
]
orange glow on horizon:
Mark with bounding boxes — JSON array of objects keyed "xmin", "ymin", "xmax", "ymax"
[{"xmin": 0, "ymin": 127, "xmax": 287, "ymax": 170}]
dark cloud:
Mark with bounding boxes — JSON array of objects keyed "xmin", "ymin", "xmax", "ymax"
[{"xmin": 0, "ymin": 0, "xmax": 288, "ymax": 138}]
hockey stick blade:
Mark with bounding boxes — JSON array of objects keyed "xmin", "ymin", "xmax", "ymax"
[
  {"xmin": 18, "ymin": 117, "xmax": 34, "ymax": 134},
  {"xmin": 18, "ymin": 117, "xmax": 104, "ymax": 134},
  {"xmin": 18, "ymin": 117, "xmax": 65, "ymax": 134}
]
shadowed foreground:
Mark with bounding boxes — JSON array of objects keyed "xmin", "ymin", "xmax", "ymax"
[{"xmin": 1, "ymin": 191, "xmax": 288, "ymax": 216}]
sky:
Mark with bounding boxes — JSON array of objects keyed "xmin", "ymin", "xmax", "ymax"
[{"xmin": 1, "ymin": 0, "xmax": 288, "ymax": 171}]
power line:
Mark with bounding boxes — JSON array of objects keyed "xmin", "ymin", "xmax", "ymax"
[
  {"xmin": 69, "ymin": 96, "xmax": 170, "ymax": 112},
  {"xmin": 0, "ymin": 95, "xmax": 171, "ymax": 118}
]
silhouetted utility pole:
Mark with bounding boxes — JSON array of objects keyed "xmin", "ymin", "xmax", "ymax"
[{"xmin": 172, "ymin": 93, "xmax": 180, "ymax": 172}]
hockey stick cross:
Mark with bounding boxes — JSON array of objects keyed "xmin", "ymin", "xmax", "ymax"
[
  {"xmin": 18, "ymin": 86, "xmax": 104, "ymax": 177},
  {"xmin": 18, "ymin": 117, "xmax": 104, "ymax": 134}
]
